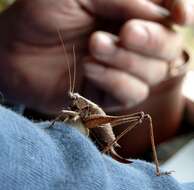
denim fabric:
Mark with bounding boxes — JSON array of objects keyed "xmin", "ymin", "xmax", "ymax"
[{"xmin": 0, "ymin": 105, "xmax": 193, "ymax": 190}]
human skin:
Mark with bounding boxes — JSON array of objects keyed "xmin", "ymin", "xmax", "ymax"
[{"xmin": 0, "ymin": 0, "xmax": 193, "ymax": 113}]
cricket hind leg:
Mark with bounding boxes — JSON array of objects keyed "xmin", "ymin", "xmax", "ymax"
[
  {"xmin": 102, "ymin": 112, "xmax": 144, "ymax": 153},
  {"xmin": 108, "ymin": 147, "xmax": 133, "ymax": 164},
  {"xmin": 102, "ymin": 122, "xmax": 141, "ymax": 165},
  {"xmin": 144, "ymin": 114, "xmax": 173, "ymax": 176},
  {"xmin": 102, "ymin": 112, "xmax": 172, "ymax": 176},
  {"xmin": 102, "ymin": 112, "xmax": 145, "ymax": 164},
  {"xmin": 89, "ymin": 128, "xmax": 132, "ymax": 163}
]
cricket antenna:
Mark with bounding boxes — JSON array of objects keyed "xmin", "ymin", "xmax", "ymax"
[
  {"xmin": 57, "ymin": 28, "xmax": 73, "ymax": 95},
  {"xmin": 72, "ymin": 44, "xmax": 77, "ymax": 94}
]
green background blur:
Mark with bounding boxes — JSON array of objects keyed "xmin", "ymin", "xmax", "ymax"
[
  {"xmin": 0, "ymin": 0, "xmax": 13, "ymax": 11},
  {"xmin": 0, "ymin": 0, "xmax": 194, "ymax": 68}
]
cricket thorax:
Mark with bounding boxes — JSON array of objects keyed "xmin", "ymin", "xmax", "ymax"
[
  {"xmin": 68, "ymin": 92, "xmax": 117, "ymax": 147},
  {"xmin": 69, "ymin": 93, "xmax": 106, "ymax": 117}
]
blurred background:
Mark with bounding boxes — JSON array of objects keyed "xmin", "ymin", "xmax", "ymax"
[{"xmin": 0, "ymin": 0, "xmax": 13, "ymax": 11}]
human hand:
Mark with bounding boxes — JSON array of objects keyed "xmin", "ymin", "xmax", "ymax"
[
  {"xmin": 0, "ymin": 0, "xmax": 96, "ymax": 113},
  {"xmin": 0, "ymin": 0, "xmax": 193, "ymax": 113},
  {"xmin": 85, "ymin": 0, "xmax": 194, "ymax": 108}
]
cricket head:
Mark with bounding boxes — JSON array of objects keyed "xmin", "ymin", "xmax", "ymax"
[{"xmin": 68, "ymin": 92, "xmax": 89, "ymax": 111}]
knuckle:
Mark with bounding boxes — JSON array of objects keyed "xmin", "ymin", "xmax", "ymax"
[
  {"xmin": 138, "ymin": 84, "xmax": 149, "ymax": 102},
  {"xmin": 122, "ymin": 19, "xmax": 141, "ymax": 33},
  {"xmin": 104, "ymin": 70, "xmax": 129, "ymax": 96},
  {"xmin": 89, "ymin": 31, "xmax": 116, "ymax": 59},
  {"xmin": 89, "ymin": 31, "xmax": 104, "ymax": 55},
  {"xmin": 107, "ymin": 70, "xmax": 149, "ymax": 104},
  {"xmin": 144, "ymin": 24, "xmax": 163, "ymax": 54},
  {"xmin": 107, "ymin": 70, "xmax": 127, "ymax": 88},
  {"xmin": 120, "ymin": 19, "xmax": 143, "ymax": 41},
  {"xmin": 127, "ymin": 81, "xmax": 149, "ymax": 105}
]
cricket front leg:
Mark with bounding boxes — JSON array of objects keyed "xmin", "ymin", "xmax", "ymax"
[{"xmin": 49, "ymin": 110, "xmax": 79, "ymax": 128}]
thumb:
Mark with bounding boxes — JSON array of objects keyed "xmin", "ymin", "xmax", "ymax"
[{"xmin": 79, "ymin": 0, "xmax": 170, "ymax": 21}]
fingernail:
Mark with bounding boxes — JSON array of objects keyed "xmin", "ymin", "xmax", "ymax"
[
  {"xmin": 92, "ymin": 33, "xmax": 115, "ymax": 57},
  {"xmin": 84, "ymin": 64, "xmax": 105, "ymax": 80},
  {"xmin": 127, "ymin": 25, "xmax": 148, "ymax": 48},
  {"xmin": 149, "ymin": 2, "xmax": 170, "ymax": 17},
  {"xmin": 156, "ymin": 6, "xmax": 170, "ymax": 17}
]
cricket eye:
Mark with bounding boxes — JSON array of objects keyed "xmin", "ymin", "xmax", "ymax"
[
  {"xmin": 73, "ymin": 95, "xmax": 78, "ymax": 101},
  {"xmin": 69, "ymin": 92, "xmax": 76, "ymax": 100}
]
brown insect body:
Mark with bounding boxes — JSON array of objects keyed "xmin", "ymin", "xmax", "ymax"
[{"xmin": 66, "ymin": 92, "xmax": 131, "ymax": 163}]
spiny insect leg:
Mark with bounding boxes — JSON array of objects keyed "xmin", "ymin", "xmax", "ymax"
[
  {"xmin": 144, "ymin": 114, "xmax": 173, "ymax": 176},
  {"xmin": 101, "ymin": 112, "xmax": 171, "ymax": 176},
  {"xmin": 110, "ymin": 114, "xmax": 144, "ymax": 127},
  {"xmin": 102, "ymin": 120, "xmax": 141, "ymax": 154},
  {"xmin": 109, "ymin": 147, "xmax": 132, "ymax": 164},
  {"xmin": 49, "ymin": 110, "xmax": 78, "ymax": 128},
  {"xmin": 144, "ymin": 114, "xmax": 160, "ymax": 176},
  {"xmin": 103, "ymin": 112, "xmax": 145, "ymax": 152},
  {"xmin": 83, "ymin": 112, "xmax": 144, "ymax": 129}
]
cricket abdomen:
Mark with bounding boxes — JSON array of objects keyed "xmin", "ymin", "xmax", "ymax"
[
  {"xmin": 70, "ymin": 93, "xmax": 121, "ymax": 159},
  {"xmin": 80, "ymin": 99, "xmax": 117, "ymax": 150}
]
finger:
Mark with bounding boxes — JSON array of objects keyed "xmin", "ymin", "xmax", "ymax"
[
  {"xmin": 79, "ymin": 0, "xmax": 170, "ymax": 21},
  {"xmin": 84, "ymin": 63, "xmax": 149, "ymax": 106},
  {"xmin": 119, "ymin": 19, "xmax": 183, "ymax": 61},
  {"xmin": 89, "ymin": 32, "xmax": 168, "ymax": 85},
  {"xmin": 163, "ymin": 0, "xmax": 194, "ymax": 25},
  {"xmin": 150, "ymin": 0, "xmax": 163, "ymax": 4}
]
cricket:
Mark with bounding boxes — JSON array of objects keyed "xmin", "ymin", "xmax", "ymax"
[{"xmin": 50, "ymin": 29, "xmax": 171, "ymax": 176}]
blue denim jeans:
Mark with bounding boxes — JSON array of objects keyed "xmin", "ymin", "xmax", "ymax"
[{"xmin": 0, "ymin": 105, "xmax": 193, "ymax": 190}]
